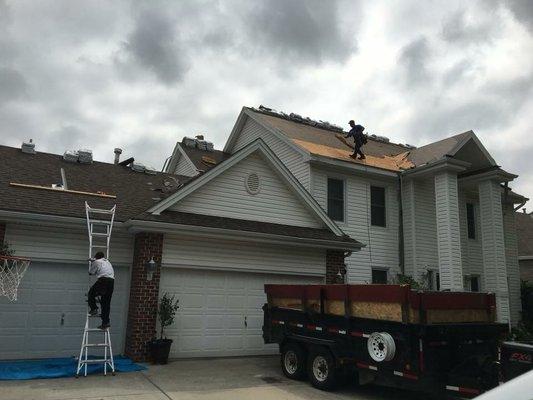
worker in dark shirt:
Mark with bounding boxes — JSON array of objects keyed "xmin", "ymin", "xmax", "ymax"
[{"xmin": 345, "ymin": 120, "xmax": 366, "ymax": 159}]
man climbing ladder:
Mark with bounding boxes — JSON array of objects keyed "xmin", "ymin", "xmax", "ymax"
[
  {"xmin": 76, "ymin": 202, "xmax": 116, "ymax": 377},
  {"xmin": 88, "ymin": 251, "xmax": 115, "ymax": 330}
]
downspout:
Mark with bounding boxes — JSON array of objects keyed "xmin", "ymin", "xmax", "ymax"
[{"xmin": 398, "ymin": 172, "xmax": 405, "ymax": 275}]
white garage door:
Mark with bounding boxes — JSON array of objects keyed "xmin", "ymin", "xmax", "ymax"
[
  {"xmin": 0, "ymin": 262, "xmax": 130, "ymax": 360},
  {"xmin": 160, "ymin": 268, "xmax": 322, "ymax": 358}
]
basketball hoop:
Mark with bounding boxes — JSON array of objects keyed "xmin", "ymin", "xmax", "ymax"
[{"xmin": 0, "ymin": 256, "xmax": 31, "ymax": 302}]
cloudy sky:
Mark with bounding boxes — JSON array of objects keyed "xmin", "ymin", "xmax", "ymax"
[{"xmin": 1, "ymin": 0, "xmax": 532, "ymax": 206}]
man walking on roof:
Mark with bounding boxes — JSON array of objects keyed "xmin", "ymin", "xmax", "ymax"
[
  {"xmin": 88, "ymin": 252, "xmax": 114, "ymax": 330},
  {"xmin": 345, "ymin": 120, "xmax": 366, "ymax": 160}
]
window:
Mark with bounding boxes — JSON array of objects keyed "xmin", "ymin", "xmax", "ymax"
[
  {"xmin": 427, "ymin": 270, "xmax": 440, "ymax": 291},
  {"xmin": 464, "ymin": 275, "xmax": 480, "ymax": 292},
  {"xmin": 466, "ymin": 203, "xmax": 476, "ymax": 239},
  {"xmin": 372, "ymin": 269, "xmax": 388, "ymax": 284},
  {"xmin": 327, "ymin": 178, "xmax": 344, "ymax": 221},
  {"xmin": 370, "ymin": 186, "xmax": 386, "ymax": 227}
]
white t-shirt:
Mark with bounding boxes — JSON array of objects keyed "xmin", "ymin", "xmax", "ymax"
[{"xmin": 89, "ymin": 258, "xmax": 115, "ymax": 279}]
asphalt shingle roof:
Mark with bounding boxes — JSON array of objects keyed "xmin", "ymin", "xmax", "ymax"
[
  {"xmin": 181, "ymin": 145, "xmax": 230, "ymax": 172},
  {"xmin": 135, "ymin": 211, "xmax": 361, "ymax": 246},
  {"xmin": 0, "ymin": 145, "xmax": 191, "ymax": 222}
]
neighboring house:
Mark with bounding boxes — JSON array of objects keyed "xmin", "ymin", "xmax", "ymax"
[
  {"xmin": 516, "ymin": 211, "xmax": 533, "ymax": 282},
  {"xmin": 197, "ymin": 105, "xmax": 525, "ymax": 325},
  {"xmin": 0, "ymin": 141, "xmax": 360, "ymax": 361},
  {"xmin": 164, "ymin": 135, "xmax": 230, "ymax": 177}
]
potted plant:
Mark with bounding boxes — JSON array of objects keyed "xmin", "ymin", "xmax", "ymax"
[{"xmin": 149, "ymin": 293, "xmax": 179, "ymax": 364}]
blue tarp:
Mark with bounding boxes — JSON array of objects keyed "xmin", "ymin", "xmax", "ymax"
[{"xmin": 0, "ymin": 356, "xmax": 146, "ymax": 380}]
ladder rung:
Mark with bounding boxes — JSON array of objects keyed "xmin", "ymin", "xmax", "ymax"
[
  {"xmin": 90, "ymin": 219, "xmax": 112, "ymax": 225},
  {"xmin": 86, "ymin": 328, "xmax": 110, "ymax": 332},
  {"xmin": 84, "ymin": 343, "xmax": 110, "ymax": 347},
  {"xmin": 90, "ymin": 245, "xmax": 108, "ymax": 248},
  {"xmin": 91, "ymin": 232, "xmax": 110, "ymax": 237},
  {"xmin": 88, "ymin": 208, "xmax": 115, "ymax": 214},
  {"xmin": 79, "ymin": 359, "xmax": 112, "ymax": 364}
]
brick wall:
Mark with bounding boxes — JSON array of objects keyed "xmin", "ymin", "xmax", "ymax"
[
  {"xmin": 124, "ymin": 232, "xmax": 164, "ymax": 362},
  {"xmin": 326, "ymin": 250, "xmax": 346, "ymax": 284}
]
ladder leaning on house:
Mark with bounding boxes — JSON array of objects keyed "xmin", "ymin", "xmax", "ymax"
[{"xmin": 76, "ymin": 202, "xmax": 117, "ymax": 377}]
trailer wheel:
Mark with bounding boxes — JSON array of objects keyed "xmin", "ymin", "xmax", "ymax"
[
  {"xmin": 307, "ymin": 346, "xmax": 338, "ymax": 390},
  {"xmin": 281, "ymin": 343, "xmax": 307, "ymax": 380},
  {"xmin": 367, "ymin": 332, "xmax": 396, "ymax": 362}
]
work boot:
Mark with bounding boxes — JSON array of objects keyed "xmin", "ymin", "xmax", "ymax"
[
  {"xmin": 359, "ymin": 154, "xmax": 366, "ymax": 160},
  {"xmin": 349, "ymin": 154, "xmax": 357, "ymax": 159},
  {"xmin": 98, "ymin": 323, "xmax": 110, "ymax": 330},
  {"xmin": 88, "ymin": 309, "xmax": 99, "ymax": 317}
]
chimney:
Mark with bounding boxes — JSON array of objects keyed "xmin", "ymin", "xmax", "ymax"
[{"xmin": 114, "ymin": 148, "xmax": 122, "ymax": 165}]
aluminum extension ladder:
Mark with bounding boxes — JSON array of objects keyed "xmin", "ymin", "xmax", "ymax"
[{"xmin": 76, "ymin": 202, "xmax": 116, "ymax": 377}]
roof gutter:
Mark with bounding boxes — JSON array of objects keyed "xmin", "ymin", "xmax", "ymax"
[
  {"xmin": 124, "ymin": 219, "xmax": 364, "ymax": 251},
  {"xmin": 0, "ymin": 209, "xmax": 126, "ymax": 229}
]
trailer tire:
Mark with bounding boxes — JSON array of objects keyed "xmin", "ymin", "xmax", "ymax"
[
  {"xmin": 307, "ymin": 346, "xmax": 338, "ymax": 391},
  {"xmin": 281, "ymin": 342, "xmax": 307, "ymax": 380}
]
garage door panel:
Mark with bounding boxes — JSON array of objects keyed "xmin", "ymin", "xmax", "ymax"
[
  {"xmin": 0, "ymin": 262, "xmax": 130, "ymax": 360},
  {"xmin": 161, "ymin": 267, "xmax": 322, "ymax": 358}
]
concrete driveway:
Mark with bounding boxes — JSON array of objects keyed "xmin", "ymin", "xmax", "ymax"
[{"xmin": 0, "ymin": 356, "xmax": 436, "ymax": 400}]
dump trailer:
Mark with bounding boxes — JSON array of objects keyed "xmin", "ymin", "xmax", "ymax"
[{"xmin": 263, "ymin": 284, "xmax": 508, "ymax": 397}]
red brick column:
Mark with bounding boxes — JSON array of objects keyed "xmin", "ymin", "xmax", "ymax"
[
  {"xmin": 124, "ymin": 232, "xmax": 164, "ymax": 362},
  {"xmin": 326, "ymin": 250, "xmax": 346, "ymax": 284}
]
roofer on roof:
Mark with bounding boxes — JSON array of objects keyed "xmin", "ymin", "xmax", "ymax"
[
  {"xmin": 345, "ymin": 120, "xmax": 366, "ymax": 160},
  {"xmin": 88, "ymin": 252, "xmax": 114, "ymax": 330}
]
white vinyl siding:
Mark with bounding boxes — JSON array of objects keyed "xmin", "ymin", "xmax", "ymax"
[
  {"xmin": 232, "ymin": 118, "xmax": 311, "ymax": 190},
  {"xmin": 503, "ymin": 204, "xmax": 522, "ymax": 325},
  {"xmin": 173, "ymin": 153, "xmax": 198, "ymax": 177},
  {"xmin": 434, "ymin": 172, "xmax": 463, "ymax": 290},
  {"xmin": 162, "ymin": 234, "xmax": 326, "ymax": 277},
  {"xmin": 4, "ymin": 223, "xmax": 134, "ymax": 266},
  {"xmin": 169, "ymin": 153, "xmax": 323, "ymax": 228},
  {"xmin": 311, "ymin": 166, "xmax": 399, "ymax": 283}
]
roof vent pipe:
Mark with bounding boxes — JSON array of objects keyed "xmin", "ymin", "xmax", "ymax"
[{"xmin": 114, "ymin": 148, "xmax": 122, "ymax": 165}]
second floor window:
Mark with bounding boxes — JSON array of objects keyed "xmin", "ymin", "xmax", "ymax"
[
  {"xmin": 327, "ymin": 178, "xmax": 344, "ymax": 222},
  {"xmin": 370, "ymin": 186, "xmax": 386, "ymax": 227},
  {"xmin": 466, "ymin": 203, "xmax": 476, "ymax": 239}
]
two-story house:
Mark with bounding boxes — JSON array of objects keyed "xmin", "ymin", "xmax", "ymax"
[{"xmin": 168, "ymin": 106, "xmax": 527, "ymax": 325}]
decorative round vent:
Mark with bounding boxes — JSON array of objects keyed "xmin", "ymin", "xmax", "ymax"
[{"xmin": 245, "ymin": 173, "xmax": 260, "ymax": 194}]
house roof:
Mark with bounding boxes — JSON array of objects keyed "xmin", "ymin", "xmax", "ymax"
[
  {"xmin": 0, "ymin": 143, "xmax": 358, "ymax": 248},
  {"xmin": 0, "ymin": 145, "xmax": 191, "ymax": 222},
  {"xmin": 180, "ymin": 145, "xmax": 230, "ymax": 173},
  {"xmin": 516, "ymin": 212, "xmax": 533, "ymax": 257},
  {"xmin": 134, "ymin": 211, "xmax": 361, "ymax": 246}
]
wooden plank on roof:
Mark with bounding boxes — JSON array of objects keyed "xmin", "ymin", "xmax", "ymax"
[{"xmin": 9, "ymin": 182, "xmax": 117, "ymax": 199}]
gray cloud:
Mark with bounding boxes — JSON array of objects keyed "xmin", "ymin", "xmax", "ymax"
[
  {"xmin": 398, "ymin": 36, "xmax": 431, "ymax": 87},
  {"xmin": 122, "ymin": 8, "xmax": 187, "ymax": 84},
  {"xmin": 0, "ymin": 68, "xmax": 27, "ymax": 104},
  {"xmin": 442, "ymin": 10, "xmax": 498, "ymax": 44},
  {"xmin": 246, "ymin": 0, "xmax": 357, "ymax": 65},
  {"xmin": 505, "ymin": 0, "xmax": 533, "ymax": 31}
]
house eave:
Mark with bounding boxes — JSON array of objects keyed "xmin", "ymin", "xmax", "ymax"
[
  {"xmin": 308, "ymin": 155, "xmax": 399, "ymax": 178},
  {"xmin": 0, "ymin": 209, "xmax": 126, "ymax": 229},
  {"xmin": 125, "ymin": 219, "xmax": 363, "ymax": 251}
]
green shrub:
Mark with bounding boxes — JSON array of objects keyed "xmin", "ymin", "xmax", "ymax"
[{"xmin": 158, "ymin": 293, "xmax": 180, "ymax": 339}]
